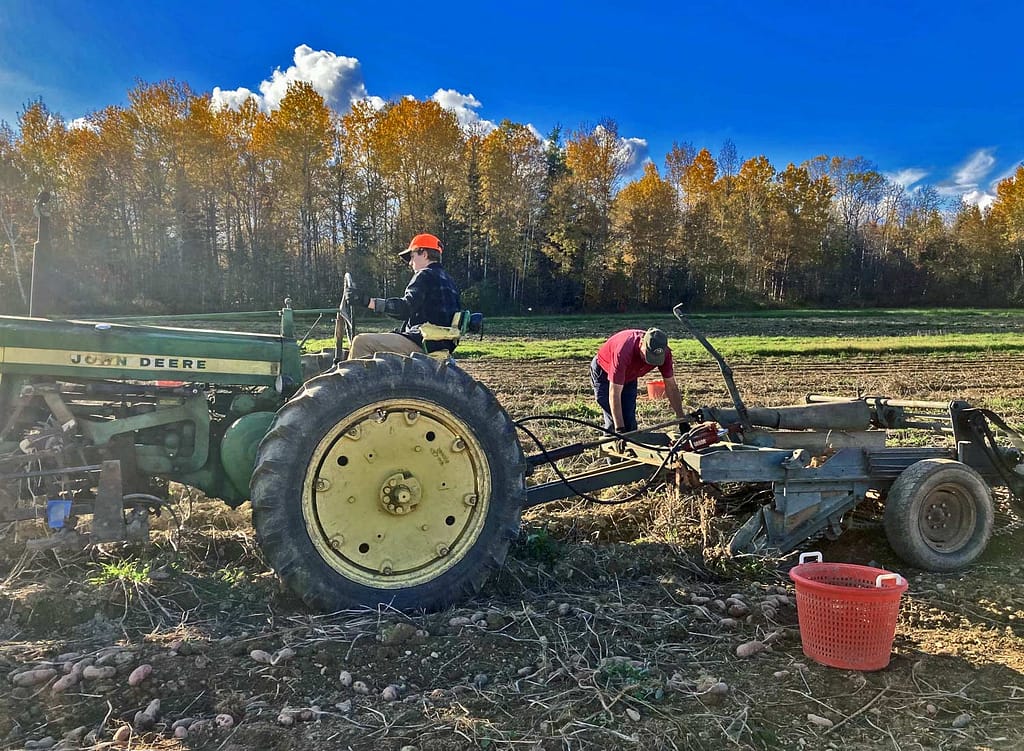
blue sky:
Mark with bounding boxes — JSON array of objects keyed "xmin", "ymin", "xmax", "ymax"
[{"xmin": 1, "ymin": 0, "xmax": 1021, "ymax": 208}]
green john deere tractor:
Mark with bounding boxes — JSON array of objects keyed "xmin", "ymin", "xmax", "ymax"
[{"xmin": 0, "ymin": 194, "xmax": 523, "ymax": 612}]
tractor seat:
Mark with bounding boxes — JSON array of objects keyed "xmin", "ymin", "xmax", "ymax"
[{"xmin": 420, "ymin": 311, "xmax": 484, "ymax": 359}]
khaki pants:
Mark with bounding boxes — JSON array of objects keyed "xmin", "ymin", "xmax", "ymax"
[{"xmin": 347, "ymin": 332, "xmax": 422, "ymax": 360}]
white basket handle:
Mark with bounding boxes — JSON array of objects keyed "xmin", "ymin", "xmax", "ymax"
[
  {"xmin": 875, "ymin": 573, "xmax": 904, "ymax": 588},
  {"xmin": 799, "ymin": 552, "xmax": 823, "ymax": 564}
]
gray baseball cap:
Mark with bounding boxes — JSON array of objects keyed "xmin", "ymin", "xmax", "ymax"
[{"xmin": 642, "ymin": 328, "xmax": 668, "ymax": 366}]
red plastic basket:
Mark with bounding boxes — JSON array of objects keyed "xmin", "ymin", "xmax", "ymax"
[{"xmin": 789, "ymin": 552, "xmax": 908, "ymax": 671}]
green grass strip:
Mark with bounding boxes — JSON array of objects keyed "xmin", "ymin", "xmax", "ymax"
[
  {"xmin": 306, "ymin": 332, "xmax": 1024, "ymax": 361},
  {"xmin": 457, "ymin": 333, "xmax": 1024, "ymax": 361}
]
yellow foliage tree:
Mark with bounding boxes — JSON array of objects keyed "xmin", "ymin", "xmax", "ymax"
[
  {"xmin": 253, "ymin": 81, "xmax": 334, "ymax": 295},
  {"xmin": 989, "ymin": 166, "xmax": 1024, "ymax": 252},
  {"xmin": 988, "ymin": 166, "xmax": 1024, "ymax": 298},
  {"xmin": 549, "ymin": 120, "xmax": 629, "ymax": 308},
  {"xmin": 611, "ymin": 162, "xmax": 679, "ymax": 305},
  {"xmin": 479, "ymin": 120, "xmax": 545, "ymax": 302},
  {"xmin": 372, "ymin": 98, "xmax": 465, "ymax": 264},
  {"xmin": 679, "ymin": 148, "xmax": 718, "ymax": 209}
]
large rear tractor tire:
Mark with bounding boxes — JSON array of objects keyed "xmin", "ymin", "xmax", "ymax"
[
  {"xmin": 251, "ymin": 353, "xmax": 526, "ymax": 611},
  {"xmin": 883, "ymin": 458, "xmax": 993, "ymax": 572}
]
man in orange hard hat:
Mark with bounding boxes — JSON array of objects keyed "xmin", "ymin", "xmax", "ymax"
[{"xmin": 347, "ymin": 233, "xmax": 462, "ymax": 359}]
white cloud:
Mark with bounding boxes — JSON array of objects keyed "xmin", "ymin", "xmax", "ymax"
[
  {"xmin": 935, "ymin": 148, "xmax": 1000, "ymax": 209},
  {"xmin": 431, "ymin": 88, "xmax": 496, "ymax": 134},
  {"xmin": 211, "ymin": 45, "xmax": 384, "ymax": 113},
  {"xmin": 210, "ymin": 86, "xmax": 260, "ymax": 112},
  {"xmin": 886, "ymin": 168, "xmax": 928, "ymax": 188},
  {"xmin": 208, "ymin": 44, "xmax": 646, "ymax": 178},
  {"xmin": 618, "ymin": 136, "xmax": 649, "ymax": 174},
  {"xmin": 67, "ymin": 117, "xmax": 98, "ymax": 132},
  {"xmin": 431, "ymin": 88, "xmax": 552, "ymax": 146},
  {"xmin": 954, "ymin": 149, "xmax": 996, "ymax": 186},
  {"xmin": 961, "ymin": 189, "xmax": 995, "ymax": 211},
  {"xmin": 592, "ymin": 124, "xmax": 649, "ymax": 177}
]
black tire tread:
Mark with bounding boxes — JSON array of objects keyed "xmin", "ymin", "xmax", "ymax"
[
  {"xmin": 883, "ymin": 458, "xmax": 993, "ymax": 572},
  {"xmin": 250, "ymin": 353, "xmax": 526, "ymax": 611}
]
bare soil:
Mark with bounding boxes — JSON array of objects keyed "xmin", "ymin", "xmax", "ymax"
[{"xmin": 1, "ymin": 354, "xmax": 1023, "ymax": 751}]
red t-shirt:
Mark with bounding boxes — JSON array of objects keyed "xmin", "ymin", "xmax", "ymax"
[{"xmin": 596, "ymin": 329, "xmax": 674, "ymax": 385}]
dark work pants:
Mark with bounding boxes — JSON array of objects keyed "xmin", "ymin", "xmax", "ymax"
[{"xmin": 590, "ymin": 356, "xmax": 638, "ymax": 433}]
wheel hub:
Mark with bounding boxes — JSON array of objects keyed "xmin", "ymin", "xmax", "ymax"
[
  {"xmin": 380, "ymin": 472, "xmax": 422, "ymax": 515},
  {"xmin": 920, "ymin": 485, "xmax": 973, "ymax": 549}
]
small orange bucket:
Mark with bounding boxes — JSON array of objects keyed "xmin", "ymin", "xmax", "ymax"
[{"xmin": 646, "ymin": 379, "xmax": 666, "ymax": 399}]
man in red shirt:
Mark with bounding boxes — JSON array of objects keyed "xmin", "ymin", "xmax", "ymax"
[{"xmin": 591, "ymin": 328, "xmax": 687, "ymax": 435}]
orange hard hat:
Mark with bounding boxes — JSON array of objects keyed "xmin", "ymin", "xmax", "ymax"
[{"xmin": 400, "ymin": 233, "xmax": 443, "ymax": 257}]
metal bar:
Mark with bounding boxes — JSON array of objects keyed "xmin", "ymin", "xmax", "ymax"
[
  {"xmin": 896, "ymin": 421, "xmax": 954, "ymax": 433},
  {"xmin": 672, "ymin": 305, "xmax": 753, "ymax": 433},
  {"xmin": 525, "ymin": 460, "xmax": 653, "ymax": 507},
  {"xmin": 743, "ymin": 429, "xmax": 887, "ymax": 451},
  {"xmin": 524, "ymin": 420, "xmax": 683, "ymax": 469},
  {"xmin": 1, "ymin": 463, "xmax": 102, "ymax": 481},
  {"xmin": 29, "ymin": 190, "xmax": 54, "ymax": 317},
  {"xmin": 91, "ymin": 460, "xmax": 126, "ymax": 542},
  {"xmin": 807, "ymin": 394, "xmax": 952, "ymax": 411},
  {"xmin": 100, "ymin": 308, "xmax": 341, "ymax": 323},
  {"xmin": 527, "ymin": 442, "xmax": 591, "ymax": 468}
]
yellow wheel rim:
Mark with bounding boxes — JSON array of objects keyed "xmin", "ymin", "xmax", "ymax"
[{"xmin": 302, "ymin": 399, "xmax": 491, "ymax": 589}]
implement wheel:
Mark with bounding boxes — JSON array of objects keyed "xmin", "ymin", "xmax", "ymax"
[
  {"xmin": 883, "ymin": 458, "xmax": 993, "ymax": 572},
  {"xmin": 251, "ymin": 353, "xmax": 526, "ymax": 611}
]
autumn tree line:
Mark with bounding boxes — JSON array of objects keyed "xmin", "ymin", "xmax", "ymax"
[{"xmin": 1, "ymin": 79, "xmax": 1023, "ymax": 317}]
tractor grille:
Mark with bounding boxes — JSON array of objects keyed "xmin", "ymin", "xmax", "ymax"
[{"xmin": 865, "ymin": 447, "xmax": 954, "ymax": 479}]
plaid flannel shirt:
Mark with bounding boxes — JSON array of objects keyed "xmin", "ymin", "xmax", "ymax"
[{"xmin": 390, "ymin": 263, "xmax": 462, "ymax": 352}]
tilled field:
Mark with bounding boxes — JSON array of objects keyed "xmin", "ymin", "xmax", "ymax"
[{"xmin": 1, "ymin": 354, "xmax": 1023, "ymax": 751}]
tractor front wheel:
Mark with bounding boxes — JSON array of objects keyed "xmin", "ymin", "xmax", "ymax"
[
  {"xmin": 251, "ymin": 353, "xmax": 526, "ymax": 611},
  {"xmin": 883, "ymin": 458, "xmax": 993, "ymax": 572}
]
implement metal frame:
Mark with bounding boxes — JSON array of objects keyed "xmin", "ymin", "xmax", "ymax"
[{"xmin": 523, "ymin": 395, "xmax": 1024, "ymax": 556}]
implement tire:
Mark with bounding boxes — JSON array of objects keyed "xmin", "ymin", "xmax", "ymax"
[
  {"xmin": 251, "ymin": 353, "xmax": 526, "ymax": 611},
  {"xmin": 883, "ymin": 458, "xmax": 993, "ymax": 572}
]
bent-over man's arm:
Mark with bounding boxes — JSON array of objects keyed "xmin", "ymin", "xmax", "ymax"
[
  {"xmin": 663, "ymin": 376, "xmax": 687, "ymax": 420},
  {"xmin": 609, "ymin": 381, "xmax": 627, "ymax": 432}
]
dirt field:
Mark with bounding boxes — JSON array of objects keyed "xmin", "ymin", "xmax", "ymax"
[{"xmin": 2, "ymin": 352, "xmax": 1023, "ymax": 751}]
